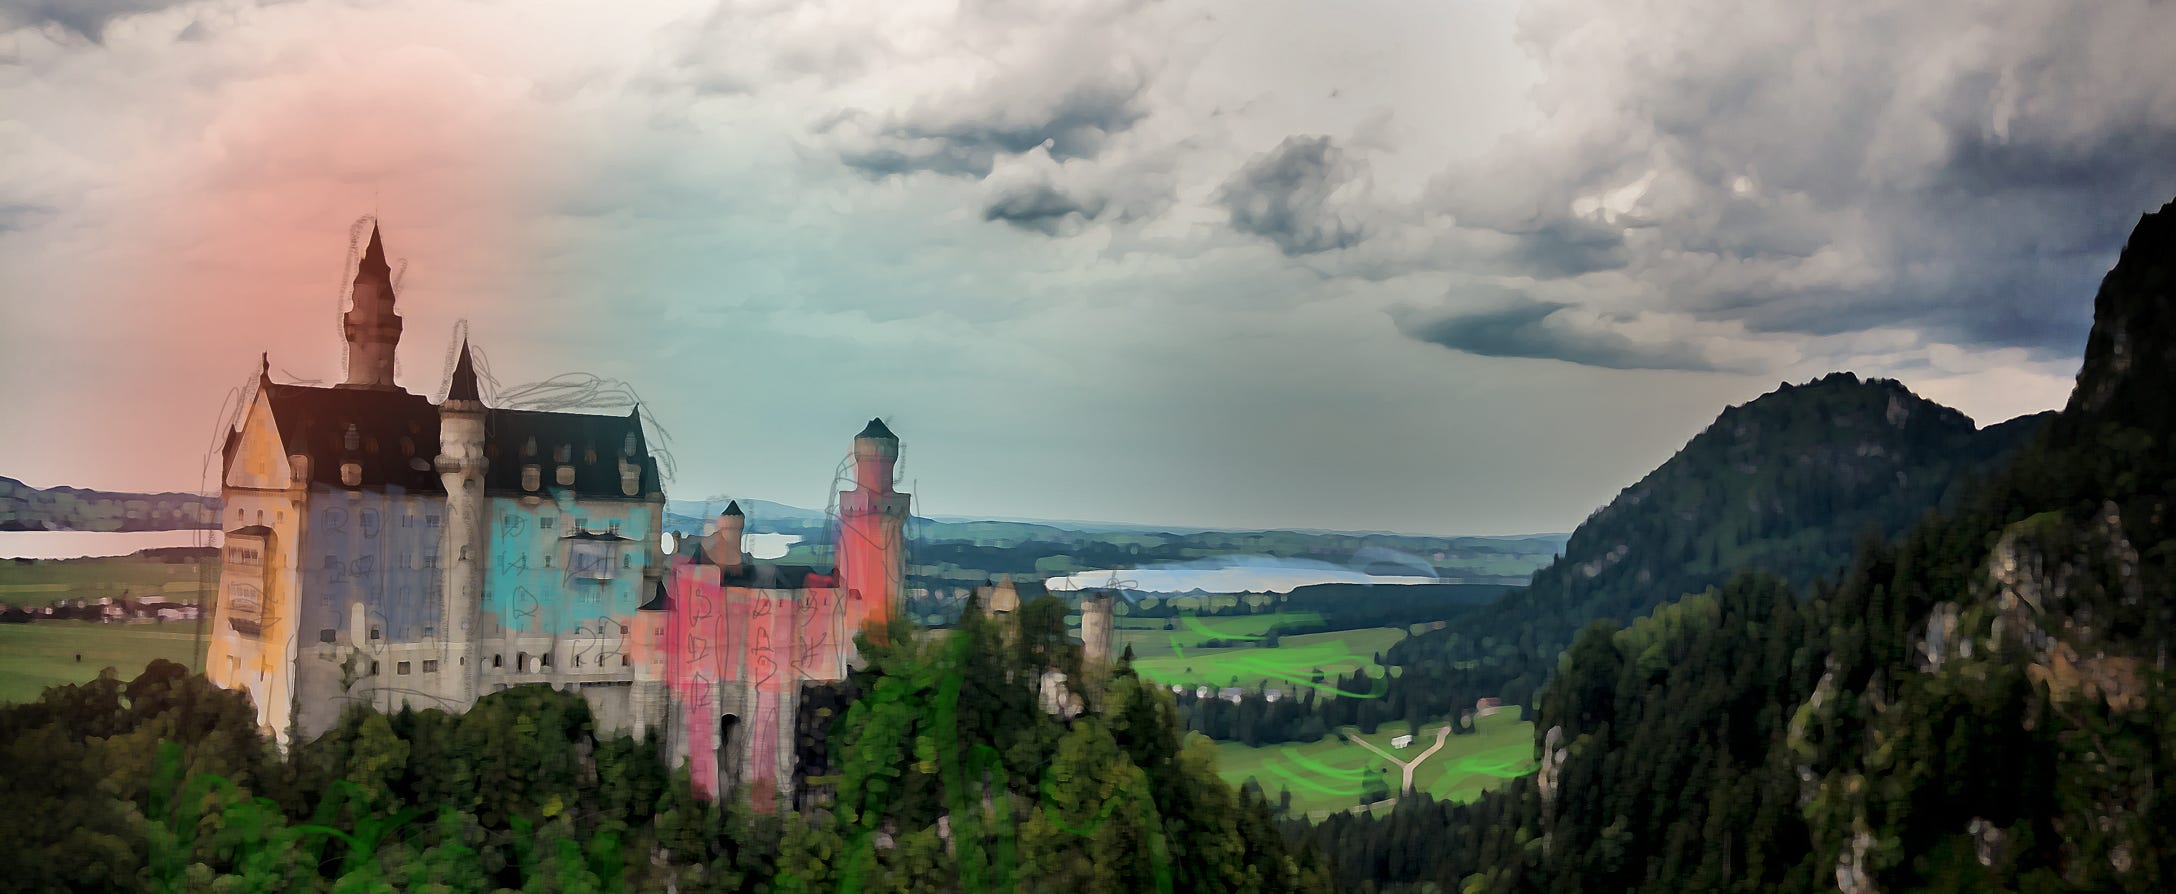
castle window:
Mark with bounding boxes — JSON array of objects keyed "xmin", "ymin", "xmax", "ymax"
[
  {"xmin": 427, "ymin": 515, "xmax": 440, "ymax": 527},
  {"xmin": 574, "ymin": 517, "xmax": 587, "ymax": 532},
  {"xmin": 623, "ymin": 432, "xmax": 637, "ymax": 456},
  {"xmin": 422, "ymin": 660, "xmax": 438, "ymax": 673},
  {"xmin": 344, "ymin": 425, "xmax": 360, "ymax": 452},
  {"xmin": 396, "ymin": 661, "xmax": 411, "ymax": 675},
  {"xmin": 573, "ymin": 655, "xmax": 582, "ymax": 668},
  {"xmin": 319, "ymin": 628, "xmax": 336, "ymax": 644},
  {"xmin": 517, "ymin": 652, "xmax": 527, "ymax": 671},
  {"xmin": 621, "ymin": 655, "xmax": 630, "ymax": 667},
  {"xmin": 370, "ymin": 660, "xmax": 380, "ymax": 675},
  {"xmin": 370, "ymin": 626, "xmax": 381, "ymax": 641},
  {"xmin": 540, "ymin": 652, "xmax": 553, "ymax": 668},
  {"xmin": 543, "ymin": 555, "xmax": 552, "ymax": 568},
  {"xmin": 542, "ymin": 516, "xmax": 556, "ymax": 530},
  {"xmin": 622, "ymin": 554, "xmax": 632, "ymax": 569},
  {"xmin": 555, "ymin": 443, "xmax": 571, "ymax": 463},
  {"xmin": 619, "ymin": 624, "xmax": 629, "ymax": 635},
  {"xmin": 607, "ymin": 520, "xmax": 621, "ymax": 535},
  {"xmin": 493, "ymin": 654, "xmax": 503, "ymax": 668}
]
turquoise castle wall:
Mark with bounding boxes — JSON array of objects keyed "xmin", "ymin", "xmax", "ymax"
[{"xmin": 482, "ymin": 492, "xmax": 653, "ymax": 637}]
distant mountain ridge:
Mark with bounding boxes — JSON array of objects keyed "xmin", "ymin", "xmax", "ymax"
[
  {"xmin": 1374, "ymin": 371, "xmax": 2049, "ymax": 723},
  {"xmin": 0, "ymin": 476, "xmax": 218, "ymax": 532}
]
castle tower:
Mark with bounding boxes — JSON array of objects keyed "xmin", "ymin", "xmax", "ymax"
[
  {"xmin": 707, "ymin": 501, "xmax": 746, "ymax": 569},
  {"xmin": 839, "ymin": 418, "xmax": 908, "ymax": 640},
  {"xmin": 340, "ymin": 223, "xmax": 403, "ymax": 389},
  {"xmin": 1081, "ymin": 591, "xmax": 1115, "ymax": 674},
  {"xmin": 433, "ymin": 339, "xmax": 488, "ymax": 706}
]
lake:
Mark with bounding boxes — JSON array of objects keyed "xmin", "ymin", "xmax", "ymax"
[
  {"xmin": 1045, "ymin": 556, "xmax": 1440, "ymax": 595},
  {"xmin": 0, "ymin": 530, "xmax": 220, "ymax": 560}
]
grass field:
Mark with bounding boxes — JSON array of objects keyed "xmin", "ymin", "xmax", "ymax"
[
  {"xmin": 0, "ymin": 554, "xmax": 216, "ymax": 607},
  {"xmin": 1212, "ymin": 712, "xmax": 1537, "ymax": 819},
  {"xmin": 0, "ymin": 621, "xmax": 205, "ymax": 703},
  {"xmin": 1126, "ymin": 622, "xmax": 1407, "ymax": 693},
  {"xmin": 1111, "ymin": 610, "xmax": 1323, "ymax": 657}
]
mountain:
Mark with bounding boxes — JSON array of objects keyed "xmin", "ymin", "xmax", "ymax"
[
  {"xmin": 1307, "ymin": 197, "xmax": 2176, "ymax": 893},
  {"xmin": 0, "ymin": 476, "xmax": 218, "ymax": 532},
  {"xmin": 1374, "ymin": 373, "xmax": 2046, "ymax": 722}
]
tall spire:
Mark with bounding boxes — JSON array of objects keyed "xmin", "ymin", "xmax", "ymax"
[
  {"xmin": 358, "ymin": 221, "xmax": 390, "ymax": 279},
  {"xmin": 446, "ymin": 338, "xmax": 481, "ymax": 404}
]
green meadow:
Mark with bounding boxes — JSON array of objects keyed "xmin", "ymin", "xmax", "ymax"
[
  {"xmin": 1115, "ymin": 612, "xmax": 1408, "ymax": 693},
  {"xmin": 1212, "ymin": 711, "xmax": 1537, "ymax": 819},
  {"xmin": 0, "ymin": 553, "xmax": 216, "ymax": 607},
  {"xmin": 0, "ymin": 620, "xmax": 204, "ymax": 703}
]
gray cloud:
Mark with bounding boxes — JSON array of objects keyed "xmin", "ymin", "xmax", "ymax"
[
  {"xmin": 0, "ymin": 0, "xmax": 189, "ymax": 42},
  {"xmin": 981, "ymin": 181, "xmax": 1106, "ymax": 235},
  {"xmin": 1504, "ymin": 217, "xmax": 1629, "ymax": 277},
  {"xmin": 1412, "ymin": 0, "xmax": 2176, "ymax": 364},
  {"xmin": 1217, "ymin": 135, "xmax": 1368, "ymax": 256},
  {"xmin": 838, "ymin": 74, "xmax": 1148, "ymax": 179},
  {"xmin": 1402, "ymin": 301, "xmax": 1737, "ymax": 372}
]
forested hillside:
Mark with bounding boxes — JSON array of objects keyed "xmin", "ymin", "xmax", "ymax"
[
  {"xmin": 0, "ymin": 596, "xmax": 1326, "ymax": 892},
  {"xmin": 1373, "ymin": 373, "xmax": 2045, "ymax": 726},
  {"xmin": 1308, "ymin": 198, "xmax": 2176, "ymax": 892}
]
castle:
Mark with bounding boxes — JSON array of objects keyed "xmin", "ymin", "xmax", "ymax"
[{"xmin": 205, "ymin": 224, "xmax": 907, "ymax": 807}]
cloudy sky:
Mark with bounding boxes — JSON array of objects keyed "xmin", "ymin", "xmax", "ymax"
[{"xmin": 4, "ymin": 0, "xmax": 2174, "ymax": 535}]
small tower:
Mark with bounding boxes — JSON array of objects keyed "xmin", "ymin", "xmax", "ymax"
[
  {"xmin": 434, "ymin": 338, "xmax": 488, "ymax": 706},
  {"xmin": 1081, "ymin": 591, "xmax": 1115, "ymax": 674},
  {"xmin": 340, "ymin": 223, "xmax": 403, "ymax": 389},
  {"xmin": 707, "ymin": 501, "xmax": 746, "ymax": 570},
  {"xmin": 839, "ymin": 418, "xmax": 908, "ymax": 639}
]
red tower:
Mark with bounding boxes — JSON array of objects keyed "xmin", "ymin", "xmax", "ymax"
[{"xmin": 838, "ymin": 418, "xmax": 907, "ymax": 640}]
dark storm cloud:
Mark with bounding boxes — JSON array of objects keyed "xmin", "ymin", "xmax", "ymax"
[
  {"xmin": 839, "ymin": 76, "xmax": 1149, "ymax": 179},
  {"xmin": 1217, "ymin": 135, "xmax": 1367, "ymax": 256},
  {"xmin": 1410, "ymin": 0, "xmax": 2176, "ymax": 366},
  {"xmin": 981, "ymin": 181, "xmax": 1106, "ymax": 235},
  {"xmin": 0, "ymin": 0, "xmax": 190, "ymax": 42},
  {"xmin": 1402, "ymin": 301, "xmax": 1730, "ymax": 372}
]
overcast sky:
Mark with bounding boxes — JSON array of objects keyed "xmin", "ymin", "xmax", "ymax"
[{"xmin": 4, "ymin": 0, "xmax": 2174, "ymax": 535}]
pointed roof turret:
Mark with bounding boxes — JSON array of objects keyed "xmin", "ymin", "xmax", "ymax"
[
  {"xmin": 358, "ymin": 221, "xmax": 390, "ymax": 279},
  {"xmin": 722, "ymin": 500, "xmax": 744, "ymax": 517},
  {"xmin": 857, "ymin": 417, "xmax": 896, "ymax": 441},
  {"xmin": 446, "ymin": 338, "xmax": 481, "ymax": 403}
]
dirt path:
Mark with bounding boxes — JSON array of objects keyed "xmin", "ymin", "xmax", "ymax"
[{"xmin": 1345, "ymin": 724, "xmax": 1453, "ymax": 793}]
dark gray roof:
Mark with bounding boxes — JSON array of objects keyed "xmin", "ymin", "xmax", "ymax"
[
  {"xmin": 261, "ymin": 382, "xmax": 443, "ymax": 492},
  {"xmin": 856, "ymin": 417, "xmax": 896, "ymax": 441}
]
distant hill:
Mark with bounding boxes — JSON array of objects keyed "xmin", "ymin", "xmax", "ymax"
[
  {"xmin": 1370, "ymin": 372, "xmax": 2049, "ymax": 724},
  {"xmin": 0, "ymin": 477, "xmax": 218, "ymax": 532}
]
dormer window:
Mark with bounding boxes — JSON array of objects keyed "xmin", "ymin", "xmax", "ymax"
[
  {"xmin": 522, "ymin": 464, "xmax": 541, "ymax": 492},
  {"xmin": 343, "ymin": 424, "xmax": 360, "ymax": 452},
  {"xmin": 554, "ymin": 443, "xmax": 572, "ymax": 463},
  {"xmin": 523, "ymin": 436, "xmax": 538, "ymax": 458},
  {"xmin": 623, "ymin": 432, "xmax": 637, "ymax": 456},
  {"xmin": 555, "ymin": 465, "xmax": 576, "ymax": 487},
  {"xmin": 340, "ymin": 462, "xmax": 362, "ymax": 487}
]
